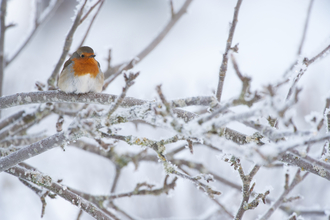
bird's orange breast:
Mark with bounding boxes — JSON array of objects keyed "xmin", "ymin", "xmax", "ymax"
[{"xmin": 72, "ymin": 54, "xmax": 99, "ymax": 78}]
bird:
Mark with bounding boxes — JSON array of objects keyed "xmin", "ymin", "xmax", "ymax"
[{"xmin": 58, "ymin": 46, "xmax": 104, "ymax": 93}]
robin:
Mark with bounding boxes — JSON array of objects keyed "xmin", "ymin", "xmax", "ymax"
[{"xmin": 58, "ymin": 46, "xmax": 104, "ymax": 93}]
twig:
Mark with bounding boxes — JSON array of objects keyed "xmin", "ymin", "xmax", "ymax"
[
  {"xmin": 281, "ymin": 151, "xmax": 330, "ymax": 181},
  {"xmin": 76, "ymin": 209, "xmax": 83, "ymax": 220},
  {"xmin": 109, "ymin": 176, "xmax": 177, "ymax": 199},
  {"xmin": 0, "ymin": 0, "xmax": 7, "ymax": 100},
  {"xmin": 102, "ymin": 0, "xmax": 193, "ymax": 86},
  {"xmin": 79, "ymin": 0, "xmax": 102, "ymax": 24},
  {"xmin": 169, "ymin": 0, "xmax": 175, "ymax": 18},
  {"xmin": 179, "ymin": 166, "xmax": 234, "ymax": 219},
  {"xmin": 287, "ymin": 44, "xmax": 330, "ymax": 100},
  {"xmin": 0, "ymin": 128, "xmax": 84, "ymax": 173},
  {"xmin": 110, "ymin": 168, "xmax": 121, "ymax": 193},
  {"xmin": 282, "ymin": 0, "xmax": 314, "ymax": 78},
  {"xmin": 101, "ymin": 132, "xmax": 221, "ymax": 197},
  {"xmin": 56, "ymin": 115, "xmax": 64, "ymax": 132},
  {"xmin": 6, "ymin": 164, "xmax": 117, "ymax": 220},
  {"xmin": 317, "ymin": 98, "xmax": 330, "ymax": 131},
  {"xmin": 259, "ymin": 169, "xmax": 308, "ymax": 220},
  {"xmin": 5, "ymin": 0, "xmax": 63, "ymax": 66},
  {"xmin": 303, "ymin": 44, "xmax": 330, "ymax": 66},
  {"xmin": 0, "ymin": 110, "xmax": 24, "ymax": 130},
  {"xmin": 19, "ymin": 179, "xmax": 56, "ymax": 218},
  {"xmin": 231, "ymin": 54, "xmax": 260, "ymax": 107},
  {"xmin": 77, "ymin": 0, "xmax": 104, "ymax": 48},
  {"xmin": 0, "ymin": 132, "xmax": 46, "ymax": 149},
  {"xmin": 216, "ymin": 0, "xmax": 243, "ymax": 102},
  {"xmin": 232, "ymin": 157, "xmax": 266, "ymax": 220},
  {"xmin": 47, "ymin": 0, "xmax": 88, "ymax": 88},
  {"xmin": 108, "ymin": 203, "xmax": 134, "ymax": 220},
  {"xmin": 0, "ymin": 105, "xmax": 51, "ymax": 140},
  {"xmin": 297, "ymin": 0, "xmax": 314, "ymax": 55},
  {"xmin": 107, "ymin": 72, "xmax": 139, "ymax": 118}
]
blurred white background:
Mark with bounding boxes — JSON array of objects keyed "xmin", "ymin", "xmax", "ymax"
[{"xmin": 1, "ymin": 0, "xmax": 330, "ymax": 219}]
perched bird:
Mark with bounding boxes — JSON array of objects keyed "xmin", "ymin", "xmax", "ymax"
[{"xmin": 58, "ymin": 46, "xmax": 104, "ymax": 93}]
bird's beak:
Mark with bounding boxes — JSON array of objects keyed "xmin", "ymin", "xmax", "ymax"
[{"xmin": 89, "ymin": 55, "xmax": 96, "ymax": 58}]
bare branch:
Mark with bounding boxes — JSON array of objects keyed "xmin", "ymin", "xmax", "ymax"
[
  {"xmin": 79, "ymin": 0, "xmax": 102, "ymax": 24},
  {"xmin": 297, "ymin": 0, "xmax": 314, "ymax": 55},
  {"xmin": 0, "ymin": 0, "xmax": 7, "ymax": 100},
  {"xmin": 304, "ymin": 44, "xmax": 330, "ymax": 66},
  {"xmin": 102, "ymin": 0, "xmax": 193, "ymax": 85},
  {"xmin": 0, "ymin": 132, "xmax": 46, "ymax": 149},
  {"xmin": 287, "ymin": 44, "xmax": 330, "ymax": 100},
  {"xmin": 19, "ymin": 179, "xmax": 55, "ymax": 218},
  {"xmin": 0, "ymin": 110, "xmax": 24, "ymax": 130},
  {"xmin": 233, "ymin": 157, "xmax": 264, "ymax": 220},
  {"xmin": 107, "ymin": 72, "xmax": 139, "ymax": 118},
  {"xmin": 259, "ymin": 170, "xmax": 307, "ymax": 220},
  {"xmin": 77, "ymin": 0, "xmax": 104, "ymax": 48},
  {"xmin": 6, "ymin": 164, "xmax": 117, "ymax": 220},
  {"xmin": 47, "ymin": 0, "xmax": 88, "ymax": 88},
  {"xmin": 0, "ymin": 105, "xmax": 51, "ymax": 140},
  {"xmin": 0, "ymin": 127, "xmax": 85, "ymax": 173},
  {"xmin": 216, "ymin": 0, "xmax": 244, "ymax": 102},
  {"xmin": 5, "ymin": 0, "xmax": 63, "ymax": 66}
]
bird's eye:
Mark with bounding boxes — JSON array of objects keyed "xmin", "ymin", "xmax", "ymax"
[{"xmin": 81, "ymin": 54, "xmax": 85, "ymax": 58}]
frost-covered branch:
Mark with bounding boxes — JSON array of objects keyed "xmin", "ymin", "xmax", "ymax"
[
  {"xmin": 0, "ymin": 90, "xmax": 215, "ymax": 110},
  {"xmin": 72, "ymin": 175, "xmax": 177, "ymax": 203},
  {"xmin": 0, "ymin": 132, "xmax": 69, "ymax": 172},
  {"xmin": 101, "ymin": 132, "xmax": 221, "ymax": 197},
  {"xmin": 0, "ymin": 133, "xmax": 46, "ymax": 153},
  {"xmin": 281, "ymin": 152, "xmax": 330, "ymax": 181},
  {"xmin": 259, "ymin": 169, "xmax": 308, "ymax": 220},
  {"xmin": 19, "ymin": 179, "xmax": 56, "ymax": 218},
  {"xmin": 6, "ymin": 164, "xmax": 117, "ymax": 220},
  {"xmin": 0, "ymin": 110, "xmax": 24, "ymax": 130},
  {"xmin": 304, "ymin": 44, "xmax": 330, "ymax": 66},
  {"xmin": 0, "ymin": 105, "xmax": 51, "ymax": 140},
  {"xmin": 107, "ymin": 72, "xmax": 139, "ymax": 118},
  {"xmin": 287, "ymin": 43, "xmax": 330, "ymax": 100},
  {"xmin": 216, "ymin": 0, "xmax": 243, "ymax": 102},
  {"xmin": 229, "ymin": 157, "xmax": 268, "ymax": 220}
]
